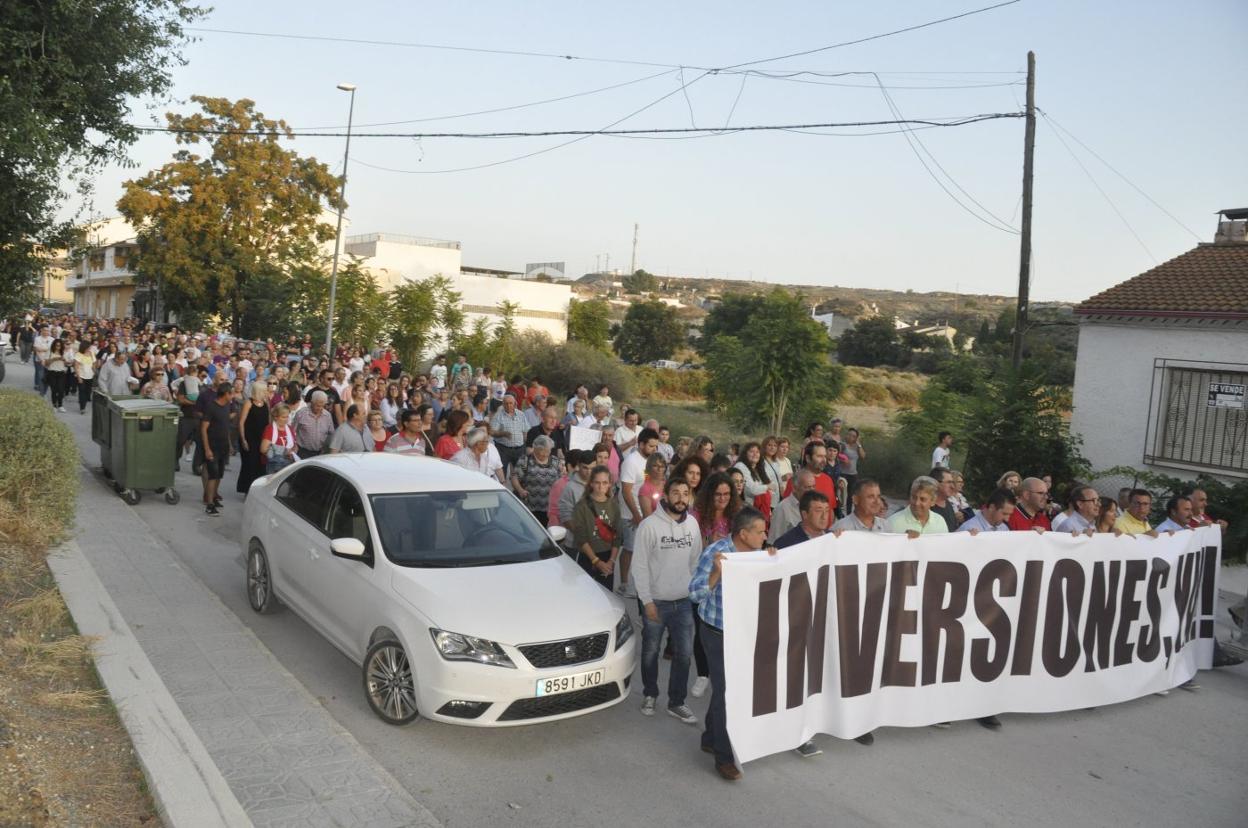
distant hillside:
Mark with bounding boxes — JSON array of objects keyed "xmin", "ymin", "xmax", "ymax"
[{"xmin": 576, "ymin": 273, "xmax": 1072, "ymax": 330}]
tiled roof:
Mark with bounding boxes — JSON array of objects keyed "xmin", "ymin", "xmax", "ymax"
[{"xmin": 1075, "ymin": 243, "xmax": 1248, "ymax": 319}]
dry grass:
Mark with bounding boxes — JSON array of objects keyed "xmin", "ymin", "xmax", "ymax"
[{"xmin": 0, "ymin": 389, "xmax": 157, "ymax": 826}]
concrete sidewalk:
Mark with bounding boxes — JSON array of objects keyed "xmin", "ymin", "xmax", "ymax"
[{"xmin": 71, "ymin": 459, "xmax": 438, "ymax": 827}]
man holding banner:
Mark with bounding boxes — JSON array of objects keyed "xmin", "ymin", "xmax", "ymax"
[{"xmin": 688, "ymin": 507, "xmax": 773, "ymax": 781}]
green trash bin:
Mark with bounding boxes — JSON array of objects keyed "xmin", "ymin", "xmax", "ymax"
[
  {"xmin": 93, "ymin": 390, "xmax": 141, "ymax": 476},
  {"xmin": 105, "ymin": 397, "xmax": 182, "ymax": 506}
]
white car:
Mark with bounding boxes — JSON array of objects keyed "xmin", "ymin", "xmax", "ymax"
[{"xmin": 241, "ymin": 453, "xmax": 637, "ymax": 726}]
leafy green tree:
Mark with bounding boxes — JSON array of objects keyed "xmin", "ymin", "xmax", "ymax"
[
  {"xmin": 238, "ymin": 266, "xmax": 299, "ymax": 341},
  {"xmin": 975, "ymin": 318, "xmax": 992, "ymax": 350},
  {"xmin": 704, "ymin": 288, "xmax": 845, "ymax": 434},
  {"xmin": 117, "ymin": 96, "xmax": 341, "ymax": 330},
  {"xmin": 327, "ymin": 258, "xmax": 390, "ymax": 351},
  {"xmin": 0, "ymin": 0, "xmax": 205, "ymax": 310},
  {"xmin": 614, "ymin": 300, "xmax": 684, "ymax": 364},
  {"xmin": 698, "ymin": 293, "xmax": 764, "ymax": 354},
  {"xmin": 837, "ymin": 317, "xmax": 903, "ymax": 367},
  {"xmin": 897, "ymin": 358, "xmax": 1086, "ymax": 499},
  {"xmin": 567, "ymin": 298, "xmax": 611, "ymax": 351},
  {"xmin": 388, "ymin": 274, "xmax": 463, "ymax": 369},
  {"xmin": 621, "ymin": 269, "xmax": 659, "ymax": 294}
]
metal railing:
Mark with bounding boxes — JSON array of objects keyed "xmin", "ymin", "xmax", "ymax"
[{"xmin": 344, "ymin": 233, "xmax": 460, "ymax": 250}]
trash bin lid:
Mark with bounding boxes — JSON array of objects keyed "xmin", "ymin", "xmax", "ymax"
[{"xmin": 110, "ymin": 399, "xmax": 179, "ymax": 416}]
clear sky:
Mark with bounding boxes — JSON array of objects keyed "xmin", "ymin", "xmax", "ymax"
[{"xmin": 76, "ymin": 0, "xmax": 1248, "ymax": 302}]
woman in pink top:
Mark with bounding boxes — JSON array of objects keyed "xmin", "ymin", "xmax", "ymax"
[{"xmin": 637, "ymin": 454, "xmax": 668, "ymax": 519}]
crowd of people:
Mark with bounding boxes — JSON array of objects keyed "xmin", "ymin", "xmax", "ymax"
[{"xmin": 6, "ymin": 312, "xmax": 1239, "ymax": 781}]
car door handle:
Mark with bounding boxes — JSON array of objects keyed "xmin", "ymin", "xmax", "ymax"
[
  {"xmin": 269, "ymin": 517, "xmax": 278, "ymax": 529},
  {"xmin": 309, "ymin": 547, "xmax": 320, "ymax": 560}
]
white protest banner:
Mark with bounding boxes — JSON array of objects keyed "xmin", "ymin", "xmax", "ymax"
[
  {"xmin": 569, "ymin": 425, "xmax": 600, "ymax": 451},
  {"xmin": 721, "ymin": 527, "xmax": 1220, "ymax": 763}
]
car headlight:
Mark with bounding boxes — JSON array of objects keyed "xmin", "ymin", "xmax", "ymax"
[
  {"xmin": 430, "ymin": 629, "xmax": 515, "ymax": 668},
  {"xmin": 615, "ymin": 613, "xmax": 634, "ymax": 651}
]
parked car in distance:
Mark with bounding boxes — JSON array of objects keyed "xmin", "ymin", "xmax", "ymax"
[{"xmin": 241, "ymin": 453, "xmax": 637, "ymax": 726}]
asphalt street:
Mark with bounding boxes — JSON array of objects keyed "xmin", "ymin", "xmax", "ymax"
[{"xmin": 10, "ymin": 358, "xmax": 1247, "ymax": 828}]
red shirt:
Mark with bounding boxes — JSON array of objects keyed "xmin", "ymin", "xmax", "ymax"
[
  {"xmin": 782, "ymin": 470, "xmax": 837, "ymax": 510},
  {"xmin": 1008, "ymin": 506, "xmax": 1052, "ymax": 532}
]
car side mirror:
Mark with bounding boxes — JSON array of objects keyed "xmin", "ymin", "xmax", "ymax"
[
  {"xmin": 331, "ymin": 537, "xmax": 367, "ymax": 560},
  {"xmin": 547, "ymin": 525, "xmax": 568, "ymax": 544}
]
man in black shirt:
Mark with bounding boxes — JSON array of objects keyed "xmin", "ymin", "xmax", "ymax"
[
  {"xmin": 200, "ymin": 382, "xmax": 234, "ymax": 516},
  {"xmin": 304, "ymin": 368, "xmax": 343, "ymax": 425}
]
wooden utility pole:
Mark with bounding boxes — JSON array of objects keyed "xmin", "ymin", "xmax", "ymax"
[{"xmin": 1012, "ymin": 50, "xmax": 1036, "ymax": 369}]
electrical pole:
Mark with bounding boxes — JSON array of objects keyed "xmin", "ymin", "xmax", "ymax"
[
  {"xmin": 325, "ymin": 83, "xmax": 357, "ymax": 358},
  {"xmin": 630, "ymin": 223, "xmax": 638, "ymax": 274},
  {"xmin": 1011, "ymin": 50, "xmax": 1036, "ymax": 370},
  {"xmin": 604, "ymin": 253, "xmax": 610, "ymax": 274},
  {"xmin": 595, "ymin": 254, "xmax": 601, "ymax": 273}
]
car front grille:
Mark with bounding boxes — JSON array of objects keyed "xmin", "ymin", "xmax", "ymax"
[
  {"xmin": 497, "ymin": 683, "xmax": 621, "ymax": 721},
  {"xmin": 518, "ymin": 632, "xmax": 609, "ymax": 669}
]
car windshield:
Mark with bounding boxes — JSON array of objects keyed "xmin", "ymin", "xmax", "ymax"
[{"xmin": 368, "ymin": 489, "xmax": 562, "ymax": 568}]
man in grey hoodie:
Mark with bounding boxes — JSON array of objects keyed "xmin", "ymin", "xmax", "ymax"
[{"xmin": 632, "ymin": 477, "xmax": 703, "ymax": 725}]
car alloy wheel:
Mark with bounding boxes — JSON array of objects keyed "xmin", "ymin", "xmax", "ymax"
[
  {"xmin": 364, "ymin": 639, "xmax": 419, "ymax": 725},
  {"xmin": 246, "ymin": 545, "xmax": 276, "ymax": 614}
]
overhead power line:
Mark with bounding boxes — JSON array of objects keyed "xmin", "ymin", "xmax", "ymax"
[
  {"xmin": 1038, "ymin": 109, "xmax": 1202, "ymax": 242},
  {"xmin": 872, "ymin": 76, "xmax": 1020, "ymax": 234},
  {"xmin": 1039, "ymin": 112, "xmax": 1157, "ymax": 263},
  {"xmin": 128, "ymin": 112, "xmax": 1021, "ymax": 140},
  {"xmin": 718, "ymin": 0, "xmax": 1024, "ymax": 71},
  {"xmin": 186, "ymin": 2, "xmax": 1025, "ymax": 75},
  {"xmin": 293, "ymin": 68, "xmax": 678, "ymax": 131}
]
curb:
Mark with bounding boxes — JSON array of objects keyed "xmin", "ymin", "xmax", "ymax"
[{"xmin": 47, "ymin": 540, "xmax": 253, "ymax": 828}]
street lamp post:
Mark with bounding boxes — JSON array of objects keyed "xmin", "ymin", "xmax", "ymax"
[{"xmin": 324, "ymin": 82, "xmax": 357, "ymax": 358}]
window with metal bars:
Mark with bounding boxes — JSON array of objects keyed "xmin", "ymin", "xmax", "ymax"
[{"xmin": 1145, "ymin": 362, "xmax": 1248, "ymax": 476}]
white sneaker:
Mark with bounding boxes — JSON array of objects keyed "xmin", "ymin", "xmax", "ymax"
[
  {"xmin": 621, "ymin": 580, "xmax": 637, "ymax": 598},
  {"xmin": 640, "ymin": 696, "xmax": 656, "ymax": 716},
  {"xmin": 691, "ymin": 676, "xmax": 710, "ymax": 698}
]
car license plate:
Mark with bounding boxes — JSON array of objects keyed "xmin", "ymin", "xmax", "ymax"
[{"xmin": 535, "ymin": 668, "xmax": 605, "ymax": 697}]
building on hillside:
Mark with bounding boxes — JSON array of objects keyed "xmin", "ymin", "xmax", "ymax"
[
  {"xmin": 1070, "ymin": 208, "xmax": 1248, "ymax": 482},
  {"xmin": 66, "ymin": 217, "xmax": 141, "ymax": 319},
  {"xmin": 812, "ymin": 309, "xmax": 854, "ymax": 339},
  {"xmin": 893, "ymin": 318, "xmax": 969, "ymax": 351},
  {"xmin": 343, "ymin": 231, "xmax": 572, "ymax": 354}
]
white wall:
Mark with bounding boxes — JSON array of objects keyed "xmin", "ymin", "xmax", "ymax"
[
  {"xmin": 345, "ymin": 237, "xmax": 462, "ymax": 289},
  {"xmin": 1070, "ymin": 320, "xmax": 1248, "ymax": 482},
  {"xmin": 455, "ymin": 272, "xmax": 571, "ymax": 344},
  {"xmin": 351, "ymin": 237, "xmax": 571, "ymax": 360}
]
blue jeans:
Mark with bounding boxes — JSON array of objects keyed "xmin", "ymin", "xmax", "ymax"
[
  {"xmin": 33, "ymin": 361, "xmax": 45, "ymax": 394},
  {"xmin": 699, "ymin": 624, "xmax": 734, "ymax": 766},
  {"xmin": 640, "ymin": 598, "xmax": 694, "ymax": 706}
]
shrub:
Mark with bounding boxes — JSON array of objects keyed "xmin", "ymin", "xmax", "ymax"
[
  {"xmin": 628, "ymin": 366, "xmax": 706, "ymax": 401},
  {"xmin": 855, "ymin": 429, "xmax": 935, "ymax": 499},
  {"xmin": 0, "ymin": 389, "xmax": 80, "ymax": 548},
  {"xmin": 527, "ymin": 341, "xmax": 632, "ymax": 403}
]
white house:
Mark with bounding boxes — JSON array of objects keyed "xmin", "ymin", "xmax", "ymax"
[
  {"xmin": 343, "ymin": 231, "xmax": 572, "ymax": 355},
  {"xmin": 1070, "ymin": 209, "xmax": 1248, "ymax": 482},
  {"xmin": 65, "ymin": 217, "xmax": 141, "ymax": 319}
]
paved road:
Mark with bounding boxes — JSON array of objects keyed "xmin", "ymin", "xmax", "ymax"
[{"xmin": 10, "ymin": 358, "xmax": 1247, "ymax": 827}]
